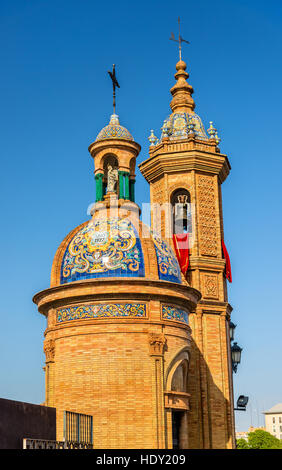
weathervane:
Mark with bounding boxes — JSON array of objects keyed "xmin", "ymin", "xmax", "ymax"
[
  {"xmin": 170, "ymin": 17, "xmax": 190, "ymax": 61},
  {"xmin": 108, "ymin": 64, "xmax": 120, "ymax": 114}
]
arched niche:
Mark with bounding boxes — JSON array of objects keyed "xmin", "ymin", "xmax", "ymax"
[
  {"xmin": 166, "ymin": 350, "xmax": 189, "ymax": 392},
  {"xmin": 165, "ymin": 349, "xmax": 190, "ymax": 449},
  {"xmin": 129, "ymin": 157, "xmax": 136, "ymax": 177},
  {"xmin": 171, "ymin": 188, "xmax": 192, "ymax": 235},
  {"xmin": 171, "ymin": 359, "xmax": 189, "ymax": 392},
  {"xmin": 103, "ymin": 154, "xmax": 119, "ymax": 195}
]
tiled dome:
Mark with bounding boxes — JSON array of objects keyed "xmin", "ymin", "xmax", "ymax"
[
  {"xmin": 55, "ymin": 215, "xmax": 182, "ymax": 285},
  {"xmin": 96, "ymin": 114, "xmax": 134, "ymax": 142},
  {"xmin": 161, "ymin": 112, "xmax": 208, "ymax": 141}
]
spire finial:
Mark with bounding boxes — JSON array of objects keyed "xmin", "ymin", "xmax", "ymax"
[
  {"xmin": 169, "ymin": 19, "xmax": 195, "ymax": 114},
  {"xmin": 169, "ymin": 17, "xmax": 190, "ymax": 62},
  {"xmin": 169, "ymin": 59, "xmax": 195, "ymax": 114},
  {"xmin": 108, "ymin": 64, "xmax": 120, "ymax": 114}
]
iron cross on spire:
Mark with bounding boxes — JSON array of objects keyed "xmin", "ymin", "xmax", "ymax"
[
  {"xmin": 170, "ymin": 17, "xmax": 190, "ymax": 61},
  {"xmin": 108, "ymin": 64, "xmax": 120, "ymax": 114}
]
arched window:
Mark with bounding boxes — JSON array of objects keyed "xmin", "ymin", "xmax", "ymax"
[
  {"xmin": 171, "ymin": 360, "xmax": 189, "ymax": 393},
  {"xmin": 165, "ymin": 351, "xmax": 190, "ymax": 449},
  {"xmin": 171, "ymin": 189, "xmax": 192, "ymax": 235}
]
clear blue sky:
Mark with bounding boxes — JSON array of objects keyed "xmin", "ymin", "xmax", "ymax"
[{"xmin": 0, "ymin": 0, "xmax": 281, "ymax": 433}]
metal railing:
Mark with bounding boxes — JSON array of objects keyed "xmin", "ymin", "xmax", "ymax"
[
  {"xmin": 23, "ymin": 438, "xmax": 93, "ymax": 449},
  {"xmin": 64, "ymin": 411, "xmax": 93, "ymax": 444}
]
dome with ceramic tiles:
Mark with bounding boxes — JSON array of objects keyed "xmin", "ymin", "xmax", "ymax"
[
  {"xmin": 51, "ymin": 213, "xmax": 182, "ymax": 287},
  {"xmin": 161, "ymin": 112, "xmax": 208, "ymax": 141},
  {"xmin": 96, "ymin": 114, "xmax": 134, "ymax": 142}
]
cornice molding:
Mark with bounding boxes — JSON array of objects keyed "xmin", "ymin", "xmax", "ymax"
[
  {"xmin": 33, "ymin": 278, "xmax": 202, "ymax": 316},
  {"xmin": 188, "ymin": 257, "xmax": 226, "ymax": 270},
  {"xmin": 139, "ymin": 148, "xmax": 231, "ymax": 184},
  {"xmin": 88, "ymin": 138, "xmax": 141, "ymax": 158}
]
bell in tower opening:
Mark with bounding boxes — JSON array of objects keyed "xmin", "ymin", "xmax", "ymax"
[{"xmin": 171, "ymin": 188, "xmax": 192, "ymax": 235}]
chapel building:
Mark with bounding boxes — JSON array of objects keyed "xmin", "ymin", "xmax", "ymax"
[{"xmin": 33, "ymin": 56, "xmax": 235, "ymax": 449}]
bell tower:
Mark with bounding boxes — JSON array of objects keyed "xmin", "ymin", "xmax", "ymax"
[
  {"xmin": 88, "ymin": 113, "xmax": 140, "ymax": 203},
  {"xmin": 139, "ymin": 58, "xmax": 236, "ymax": 448}
]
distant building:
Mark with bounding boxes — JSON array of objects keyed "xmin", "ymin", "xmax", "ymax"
[
  {"xmin": 236, "ymin": 426, "xmax": 265, "ymax": 442},
  {"xmin": 264, "ymin": 404, "xmax": 282, "ymax": 439},
  {"xmin": 236, "ymin": 431, "xmax": 248, "ymax": 441}
]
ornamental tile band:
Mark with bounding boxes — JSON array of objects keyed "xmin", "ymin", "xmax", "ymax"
[
  {"xmin": 162, "ymin": 305, "xmax": 189, "ymax": 324},
  {"xmin": 57, "ymin": 303, "xmax": 147, "ymax": 323}
]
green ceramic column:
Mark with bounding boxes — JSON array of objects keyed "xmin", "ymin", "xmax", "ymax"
[
  {"xmin": 102, "ymin": 179, "xmax": 107, "ymax": 198},
  {"xmin": 95, "ymin": 173, "xmax": 103, "ymax": 202},
  {"xmin": 118, "ymin": 171, "xmax": 124, "ymax": 199},
  {"xmin": 129, "ymin": 178, "xmax": 135, "ymax": 202},
  {"xmin": 124, "ymin": 172, "xmax": 130, "ymax": 200}
]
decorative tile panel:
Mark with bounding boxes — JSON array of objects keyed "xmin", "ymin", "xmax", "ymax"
[
  {"xmin": 161, "ymin": 305, "xmax": 189, "ymax": 324},
  {"xmin": 202, "ymin": 273, "xmax": 218, "ymax": 299},
  {"xmin": 153, "ymin": 235, "xmax": 182, "ymax": 284},
  {"xmin": 197, "ymin": 175, "xmax": 218, "ymax": 257},
  {"xmin": 152, "ymin": 179, "xmax": 164, "ymax": 205},
  {"xmin": 57, "ymin": 303, "xmax": 147, "ymax": 323},
  {"xmin": 60, "ymin": 217, "xmax": 145, "ymax": 284}
]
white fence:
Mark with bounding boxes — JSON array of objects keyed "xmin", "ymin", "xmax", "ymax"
[{"xmin": 23, "ymin": 438, "xmax": 93, "ymax": 449}]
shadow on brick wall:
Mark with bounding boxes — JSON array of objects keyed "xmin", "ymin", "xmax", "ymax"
[{"xmin": 187, "ymin": 338, "xmax": 235, "ymax": 449}]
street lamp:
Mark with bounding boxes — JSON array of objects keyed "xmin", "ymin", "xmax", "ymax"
[
  {"xmin": 231, "ymin": 342, "xmax": 242, "ymax": 373},
  {"xmin": 229, "ymin": 321, "xmax": 236, "ymax": 342},
  {"xmin": 234, "ymin": 395, "xmax": 249, "ymax": 411}
]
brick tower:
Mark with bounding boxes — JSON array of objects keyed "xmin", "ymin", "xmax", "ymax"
[{"xmin": 139, "ymin": 58, "xmax": 236, "ymax": 448}]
